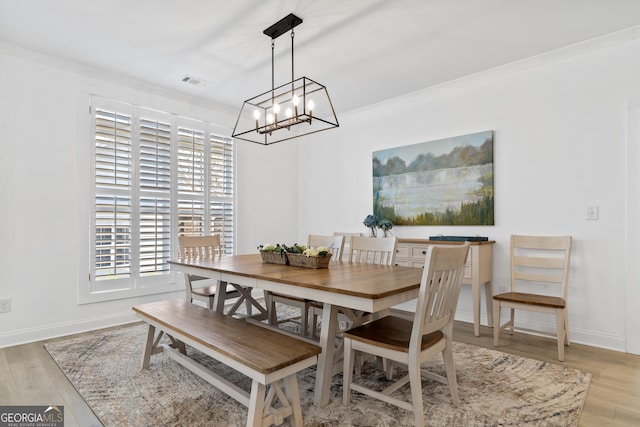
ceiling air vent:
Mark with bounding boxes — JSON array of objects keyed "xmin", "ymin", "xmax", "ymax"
[{"xmin": 182, "ymin": 76, "xmax": 207, "ymax": 87}]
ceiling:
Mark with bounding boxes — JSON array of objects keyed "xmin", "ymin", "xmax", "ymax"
[{"xmin": 2, "ymin": 0, "xmax": 640, "ymax": 114}]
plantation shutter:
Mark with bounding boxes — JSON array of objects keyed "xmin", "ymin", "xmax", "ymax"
[
  {"xmin": 177, "ymin": 126, "xmax": 206, "ymax": 236},
  {"xmin": 139, "ymin": 117, "xmax": 172, "ymax": 276},
  {"xmin": 90, "ymin": 96, "xmax": 234, "ymax": 297},
  {"xmin": 94, "ymin": 108, "xmax": 133, "ymax": 280},
  {"xmin": 210, "ymin": 134, "xmax": 234, "ymax": 254}
]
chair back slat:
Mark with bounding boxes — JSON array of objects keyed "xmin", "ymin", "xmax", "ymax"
[
  {"xmin": 513, "ymin": 235, "xmax": 571, "ymax": 250},
  {"xmin": 348, "ymin": 236, "xmax": 397, "ymax": 265},
  {"xmin": 513, "ymin": 255, "xmax": 567, "ymax": 269},
  {"xmin": 413, "ymin": 243, "xmax": 470, "ymax": 341},
  {"xmin": 513, "ymin": 271, "xmax": 565, "ymax": 284}
]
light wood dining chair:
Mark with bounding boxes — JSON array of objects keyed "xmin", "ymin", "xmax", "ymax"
[
  {"xmin": 493, "ymin": 235, "xmax": 573, "ymax": 361},
  {"xmin": 338, "ymin": 235, "xmax": 398, "ymax": 327},
  {"xmin": 268, "ymin": 234, "xmax": 345, "ymax": 337},
  {"xmin": 343, "ymin": 243, "xmax": 470, "ymax": 427},
  {"xmin": 310, "ymin": 236, "xmax": 398, "ymax": 353},
  {"xmin": 178, "ymin": 235, "xmax": 246, "ymax": 313},
  {"xmin": 308, "ymin": 234, "xmax": 345, "ymax": 260},
  {"xmin": 333, "ymin": 232, "xmax": 363, "ymax": 261}
]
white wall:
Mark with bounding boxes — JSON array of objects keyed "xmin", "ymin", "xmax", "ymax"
[
  {"xmin": 298, "ymin": 35, "xmax": 640, "ymax": 352},
  {"xmin": 2, "ymin": 33, "xmax": 640, "ymax": 352}
]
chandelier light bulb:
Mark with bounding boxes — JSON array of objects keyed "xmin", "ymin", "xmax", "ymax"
[
  {"xmin": 307, "ymin": 99, "xmax": 315, "ymax": 124},
  {"xmin": 267, "ymin": 113, "xmax": 274, "ymax": 124},
  {"xmin": 292, "ymin": 95, "xmax": 299, "ymax": 117},
  {"xmin": 253, "ymin": 109, "xmax": 261, "ymax": 132},
  {"xmin": 285, "ymin": 107, "xmax": 293, "ymax": 118},
  {"xmin": 273, "ymin": 103, "xmax": 280, "ymax": 113}
]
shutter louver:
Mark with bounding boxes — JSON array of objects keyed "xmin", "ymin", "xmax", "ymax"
[
  {"xmin": 210, "ymin": 135, "xmax": 233, "ymax": 196},
  {"xmin": 140, "ymin": 118, "xmax": 171, "ymax": 192},
  {"xmin": 178, "ymin": 200, "xmax": 205, "ymax": 236},
  {"xmin": 178, "ymin": 127, "xmax": 205, "ymax": 196},
  {"xmin": 95, "ymin": 110, "xmax": 132, "ymax": 190},
  {"xmin": 210, "ymin": 201, "xmax": 234, "ymax": 255},
  {"xmin": 94, "ymin": 195, "xmax": 132, "ymax": 280},
  {"xmin": 139, "ymin": 197, "xmax": 171, "ymax": 275}
]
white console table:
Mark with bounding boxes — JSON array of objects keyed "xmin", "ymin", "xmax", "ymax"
[{"xmin": 394, "ymin": 238, "xmax": 495, "ymax": 336}]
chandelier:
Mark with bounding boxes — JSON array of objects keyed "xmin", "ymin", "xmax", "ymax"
[{"xmin": 232, "ymin": 13, "xmax": 339, "ymax": 145}]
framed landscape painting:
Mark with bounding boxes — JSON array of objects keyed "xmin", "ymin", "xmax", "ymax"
[{"xmin": 373, "ymin": 130, "xmax": 494, "ymax": 226}]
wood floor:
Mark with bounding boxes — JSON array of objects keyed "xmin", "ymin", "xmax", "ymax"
[{"xmin": 1, "ymin": 320, "xmax": 639, "ymax": 427}]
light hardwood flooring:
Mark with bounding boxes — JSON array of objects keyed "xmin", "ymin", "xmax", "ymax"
[{"xmin": 0, "ymin": 321, "xmax": 639, "ymax": 427}]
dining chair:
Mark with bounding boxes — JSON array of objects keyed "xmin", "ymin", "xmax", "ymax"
[
  {"xmin": 332, "ymin": 232, "xmax": 363, "ymax": 261},
  {"xmin": 310, "ymin": 236, "xmax": 398, "ymax": 359},
  {"xmin": 342, "ymin": 243, "xmax": 470, "ymax": 427},
  {"xmin": 267, "ymin": 234, "xmax": 345, "ymax": 337},
  {"xmin": 309, "ymin": 234, "xmax": 345, "ymax": 259},
  {"xmin": 337, "ymin": 235, "xmax": 398, "ymax": 325},
  {"xmin": 493, "ymin": 235, "xmax": 573, "ymax": 361},
  {"xmin": 179, "ymin": 235, "xmax": 259, "ymax": 317}
]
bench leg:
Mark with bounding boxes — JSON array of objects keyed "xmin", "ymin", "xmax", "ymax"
[
  {"xmin": 283, "ymin": 374, "xmax": 303, "ymax": 427},
  {"xmin": 141, "ymin": 325, "xmax": 187, "ymax": 370},
  {"xmin": 247, "ymin": 380, "xmax": 266, "ymax": 427},
  {"xmin": 141, "ymin": 324, "xmax": 156, "ymax": 369}
]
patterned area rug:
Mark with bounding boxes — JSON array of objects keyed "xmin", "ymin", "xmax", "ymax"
[{"xmin": 45, "ymin": 322, "xmax": 590, "ymax": 426}]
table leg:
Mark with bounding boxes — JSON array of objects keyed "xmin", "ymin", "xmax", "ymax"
[
  {"xmin": 484, "ymin": 281, "xmax": 494, "ymax": 328},
  {"xmin": 213, "ymin": 280, "xmax": 228, "ymax": 314},
  {"xmin": 229, "ymin": 284, "xmax": 268, "ymax": 319},
  {"xmin": 472, "ymin": 281, "xmax": 481, "ymax": 336},
  {"xmin": 314, "ymin": 303, "xmax": 338, "ymax": 407}
]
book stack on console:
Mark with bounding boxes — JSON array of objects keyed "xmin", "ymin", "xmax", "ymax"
[{"xmin": 429, "ymin": 235, "xmax": 489, "ymax": 242}]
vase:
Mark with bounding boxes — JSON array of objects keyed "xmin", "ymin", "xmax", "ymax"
[{"xmin": 369, "ymin": 228, "xmax": 377, "ymax": 238}]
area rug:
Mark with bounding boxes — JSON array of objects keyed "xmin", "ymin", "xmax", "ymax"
[{"xmin": 44, "ymin": 322, "xmax": 590, "ymax": 427}]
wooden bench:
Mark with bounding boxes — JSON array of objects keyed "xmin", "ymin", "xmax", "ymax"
[{"xmin": 132, "ymin": 299, "xmax": 322, "ymax": 427}]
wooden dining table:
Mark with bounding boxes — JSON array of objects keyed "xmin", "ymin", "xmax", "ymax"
[{"xmin": 169, "ymin": 253, "xmax": 423, "ymax": 407}]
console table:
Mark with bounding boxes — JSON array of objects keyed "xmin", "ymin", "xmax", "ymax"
[{"xmin": 394, "ymin": 238, "xmax": 495, "ymax": 336}]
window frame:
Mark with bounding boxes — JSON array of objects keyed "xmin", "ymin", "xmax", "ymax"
[{"xmin": 81, "ymin": 96, "xmax": 235, "ymax": 304}]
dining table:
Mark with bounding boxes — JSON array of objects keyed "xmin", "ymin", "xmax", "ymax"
[{"xmin": 169, "ymin": 253, "xmax": 424, "ymax": 407}]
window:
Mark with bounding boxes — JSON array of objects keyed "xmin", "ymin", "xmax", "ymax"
[{"xmin": 90, "ymin": 97, "xmax": 234, "ymax": 296}]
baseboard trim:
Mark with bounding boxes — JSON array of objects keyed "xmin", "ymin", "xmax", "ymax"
[
  {"xmin": 392, "ymin": 301, "xmax": 627, "ymax": 353},
  {"xmin": 460, "ymin": 309, "xmax": 626, "ymax": 353},
  {"xmin": 0, "ymin": 311, "xmax": 138, "ymax": 349}
]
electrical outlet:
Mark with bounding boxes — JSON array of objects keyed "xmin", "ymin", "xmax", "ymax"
[{"xmin": 0, "ymin": 299, "xmax": 11, "ymax": 313}]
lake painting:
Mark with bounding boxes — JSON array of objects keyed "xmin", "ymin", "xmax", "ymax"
[{"xmin": 373, "ymin": 131, "xmax": 494, "ymax": 226}]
